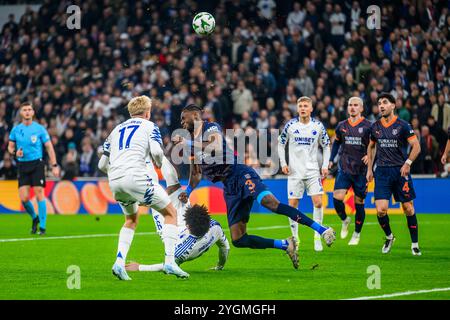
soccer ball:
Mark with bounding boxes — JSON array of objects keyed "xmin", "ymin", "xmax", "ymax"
[{"xmin": 192, "ymin": 12, "xmax": 215, "ymax": 35}]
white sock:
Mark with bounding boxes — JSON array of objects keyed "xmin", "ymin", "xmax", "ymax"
[
  {"xmin": 411, "ymin": 242, "xmax": 419, "ymax": 249},
  {"xmin": 386, "ymin": 233, "xmax": 394, "ymax": 240},
  {"xmin": 288, "ymin": 217, "xmax": 299, "ymax": 241},
  {"xmin": 139, "ymin": 263, "xmax": 164, "ymax": 272},
  {"xmin": 161, "ymin": 223, "xmax": 178, "ymax": 265},
  {"xmin": 313, "ymin": 206, "xmax": 323, "ymax": 239},
  {"xmin": 115, "ymin": 227, "xmax": 135, "ymax": 266}
]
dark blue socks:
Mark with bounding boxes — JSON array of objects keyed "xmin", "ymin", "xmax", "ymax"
[
  {"xmin": 406, "ymin": 214, "xmax": 418, "ymax": 243},
  {"xmin": 333, "ymin": 198, "xmax": 347, "ymax": 221},
  {"xmin": 355, "ymin": 203, "xmax": 365, "ymax": 233},
  {"xmin": 275, "ymin": 203, "xmax": 327, "ymax": 234}
]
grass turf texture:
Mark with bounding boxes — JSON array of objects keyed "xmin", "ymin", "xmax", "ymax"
[{"xmin": 0, "ymin": 213, "xmax": 449, "ymax": 300}]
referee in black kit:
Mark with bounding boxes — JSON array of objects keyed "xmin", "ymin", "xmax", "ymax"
[{"xmin": 7, "ymin": 102, "xmax": 60, "ymax": 235}]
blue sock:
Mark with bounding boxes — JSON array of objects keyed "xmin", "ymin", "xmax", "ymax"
[
  {"xmin": 232, "ymin": 233, "xmax": 275, "ymax": 249},
  {"xmin": 333, "ymin": 197, "xmax": 347, "ymax": 221},
  {"xmin": 355, "ymin": 203, "xmax": 366, "ymax": 233},
  {"xmin": 38, "ymin": 200, "xmax": 47, "ymax": 230},
  {"xmin": 275, "ymin": 203, "xmax": 327, "ymax": 234},
  {"xmin": 274, "ymin": 239, "xmax": 289, "ymax": 250},
  {"xmin": 22, "ymin": 201, "xmax": 37, "ymax": 220}
]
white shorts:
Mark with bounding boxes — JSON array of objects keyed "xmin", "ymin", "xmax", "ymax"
[
  {"xmin": 109, "ymin": 173, "xmax": 171, "ymax": 215},
  {"xmin": 288, "ymin": 176, "xmax": 323, "ymax": 199}
]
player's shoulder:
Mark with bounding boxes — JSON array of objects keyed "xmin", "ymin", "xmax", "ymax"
[
  {"xmin": 209, "ymin": 219, "xmax": 222, "ymax": 228},
  {"xmin": 312, "ymin": 118, "xmax": 327, "ymax": 130},
  {"xmin": 204, "ymin": 121, "xmax": 222, "ymax": 132},
  {"xmin": 336, "ymin": 119, "xmax": 347, "ymax": 129},
  {"xmin": 395, "ymin": 117, "xmax": 411, "ymax": 128},
  {"xmin": 283, "ymin": 117, "xmax": 299, "ymax": 129},
  {"xmin": 362, "ymin": 118, "xmax": 372, "ymax": 126}
]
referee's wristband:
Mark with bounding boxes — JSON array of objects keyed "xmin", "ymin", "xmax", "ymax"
[{"xmin": 405, "ymin": 159, "xmax": 413, "ymax": 166}]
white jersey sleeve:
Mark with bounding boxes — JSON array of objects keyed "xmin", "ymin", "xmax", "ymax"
[
  {"xmin": 318, "ymin": 122, "xmax": 331, "ymax": 169},
  {"xmin": 278, "ymin": 118, "xmax": 298, "ymax": 168}
]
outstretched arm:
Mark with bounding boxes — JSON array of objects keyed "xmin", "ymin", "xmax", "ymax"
[{"xmin": 212, "ymin": 226, "xmax": 230, "ymax": 271}]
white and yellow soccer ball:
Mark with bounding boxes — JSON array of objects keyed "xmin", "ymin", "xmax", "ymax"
[{"xmin": 192, "ymin": 12, "xmax": 215, "ymax": 35}]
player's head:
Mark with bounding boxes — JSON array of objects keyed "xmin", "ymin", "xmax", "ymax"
[
  {"xmin": 297, "ymin": 96, "xmax": 313, "ymax": 119},
  {"xmin": 376, "ymin": 92, "xmax": 396, "ymax": 118},
  {"xmin": 181, "ymin": 104, "xmax": 203, "ymax": 132},
  {"xmin": 347, "ymin": 97, "xmax": 364, "ymax": 117},
  {"xmin": 127, "ymin": 96, "xmax": 152, "ymax": 120},
  {"xmin": 20, "ymin": 102, "xmax": 35, "ymax": 121},
  {"xmin": 184, "ymin": 204, "xmax": 211, "ymax": 238}
]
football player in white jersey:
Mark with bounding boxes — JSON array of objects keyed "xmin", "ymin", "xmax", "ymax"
[
  {"xmin": 125, "ymin": 201, "xmax": 230, "ymax": 273},
  {"xmin": 278, "ymin": 96, "xmax": 331, "ymax": 251},
  {"xmin": 98, "ymin": 95, "xmax": 189, "ymax": 280}
]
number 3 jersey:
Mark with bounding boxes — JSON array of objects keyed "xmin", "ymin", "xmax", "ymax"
[{"xmin": 103, "ymin": 118, "xmax": 163, "ymax": 181}]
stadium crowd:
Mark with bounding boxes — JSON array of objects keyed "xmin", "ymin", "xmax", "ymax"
[{"xmin": 0, "ymin": 0, "xmax": 450, "ymax": 179}]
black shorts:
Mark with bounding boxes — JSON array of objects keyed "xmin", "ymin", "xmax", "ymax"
[{"xmin": 17, "ymin": 159, "xmax": 46, "ymax": 187}]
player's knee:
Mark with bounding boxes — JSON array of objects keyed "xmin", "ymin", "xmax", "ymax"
[
  {"xmin": 232, "ymin": 234, "xmax": 249, "ymax": 248},
  {"xmin": 260, "ymin": 195, "xmax": 279, "ymax": 211},
  {"xmin": 355, "ymin": 197, "xmax": 365, "ymax": 205},
  {"xmin": 377, "ymin": 208, "xmax": 388, "ymax": 217},
  {"xmin": 333, "ymin": 191, "xmax": 345, "ymax": 201},
  {"xmin": 402, "ymin": 203, "xmax": 415, "ymax": 216},
  {"xmin": 313, "ymin": 199, "xmax": 322, "ymax": 208}
]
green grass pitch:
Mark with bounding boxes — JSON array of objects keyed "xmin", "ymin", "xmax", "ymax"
[{"xmin": 0, "ymin": 213, "xmax": 449, "ymax": 300}]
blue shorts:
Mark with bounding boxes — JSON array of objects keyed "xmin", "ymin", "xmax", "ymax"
[
  {"xmin": 334, "ymin": 170, "xmax": 368, "ymax": 199},
  {"xmin": 223, "ymin": 164, "xmax": 269, "ymax": 227},
  {"xmin": 374, "ymin": 166, "xmax": 416, "ymax": 203}
]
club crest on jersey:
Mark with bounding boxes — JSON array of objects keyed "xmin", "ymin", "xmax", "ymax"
[
  {"xmin": 244, "ymin": 174, "xmax": 251, "ymax": 179},
  {"xmin": 312, "ymin": 130, "xmax": 317, "ymax": 135},
  {"xmin": 392, "ymin": 128, "xmax": 398, "ymax": 135},
  {"xmin": 30, "ymin": 135, "xmax": 37, "ymax": 143},
  {"xmin": 358, "ymin": 127, "xmax": 363, "ymax": 133}
]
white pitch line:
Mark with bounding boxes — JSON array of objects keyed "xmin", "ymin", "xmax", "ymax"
[
  {"xmin": 0, "ymin": 222, "xmax": 381, "ymax": 243},
  {"xmin": 344, "ymin": 287, "xmax": 450, "ymax": 300}
]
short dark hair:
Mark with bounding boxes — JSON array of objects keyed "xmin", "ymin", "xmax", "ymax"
[
  {"xmin": 184, "ymin": 204, "xmax": 211, "ymax": 237},
  {"xmin": 182, "ymin": 104, "xmax": 203, "ymax": 113},
  {"xmin": 376, "ymin": 92, "xmax": 396, "ymax": 104},
  {"xmin": 20, "ymin": 102, "xmax": 33, "ymax": 109}
]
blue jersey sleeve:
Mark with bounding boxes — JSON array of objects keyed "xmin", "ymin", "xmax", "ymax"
[
  {"xmin": 204, "ymin": 122, "xmax": 222, "ymax": 140},
  {"xmin": 151, "ymin": 126, "xmax": 163, "ymax": 145},
  {"xmin": 402, "ymin": 121, "xmax": 416, "ymax": 142},
  {"xmin": 39, "ymin": 125, "xmax": 50, "ymax": 144},
  {"xmin": 9, "ymin": 126, "xmax": 17, "ymax": 142},
  {"xmin": 370, "ymin": 123, "xmax": 378, "ymax": 142}
]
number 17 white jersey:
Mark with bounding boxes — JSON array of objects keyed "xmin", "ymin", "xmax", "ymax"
[{"xmin": 103, "ymin": 118, "xmax": 163, "ymax": 181}]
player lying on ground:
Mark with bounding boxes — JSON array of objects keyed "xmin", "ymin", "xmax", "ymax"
[
  {"xmin": 173, "ymin": 104, "xmax": 336, "ymax": 270},
  {"xmin": 98, "ymin": 95, "xmax": 189, "ymax": 280},
  {"xmin": 8, "ymin": 102, "xmax": 60, "ymax": 235},
  {"xmin": 278, "ymin": 96, "xmax": 331, "ymax": 252},
  {"xmin": 366, "ymin": 92, "xmax": 422, "ymax": 256},
  {"xmin": 126, "ymin": 202, "xmax": 229, "ymax": 273},
  {"xmin": 329, "ymin": 97, "xmax": 371, "ymax": 245}
]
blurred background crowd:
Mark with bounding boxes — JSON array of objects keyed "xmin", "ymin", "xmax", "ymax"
[{"xmin": 0, "ymin": 0, "xmax": 449, "ymax": 179}]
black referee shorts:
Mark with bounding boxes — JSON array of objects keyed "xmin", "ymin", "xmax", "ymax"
[{"xmin": 17, "ymin": 159, "xmax": 46, "ymax": 188}]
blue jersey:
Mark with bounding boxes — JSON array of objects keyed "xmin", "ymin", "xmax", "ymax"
[
  {"xmin": 194, "ymin": 121, "xmax": 237, "ymax": 183},
  {"xmin": 334, "ymin": 118, "xmax": 371, "ymax": 175},
  {"xmin": 9, "ymin": 122, "xmax": 50, "ymax": 162},
  {"xmin": 370, "ymin": 116, "xmax": 416, "ymax": 167}
]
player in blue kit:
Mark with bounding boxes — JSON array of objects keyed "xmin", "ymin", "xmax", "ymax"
[
  {"xmin": 173, "ymin": 104, "xmax": 336, "ymax": 269},
  {"xmin": 366, "ymin": 93, "xmax": 422, "ymax": 255},
  {"xmin": 8, "ymin": 102, "xmax": 60, "ymax": 235},
  {"xmin": 329, "ymin": 97, "xmax": 371, "ymax": 245}
]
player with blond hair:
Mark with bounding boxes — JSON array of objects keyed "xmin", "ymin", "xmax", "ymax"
[
  {"xmin": 98, "ymin": 95, "xmax": 189, "ymax": 280},
  {"xmin": 278, "ymin": 96, "xmax": 331, "ymax": 251}
]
